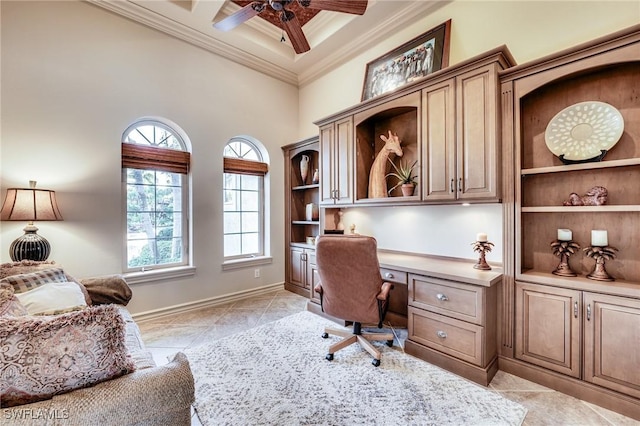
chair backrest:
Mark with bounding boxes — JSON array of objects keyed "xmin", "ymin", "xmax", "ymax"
[{"xmin": 315, "ymin": 235, "xmax": 383, "ymax": 324}]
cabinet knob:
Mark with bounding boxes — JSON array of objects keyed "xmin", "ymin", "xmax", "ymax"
[
  {"xmin": 436, "ymin": 330, "xmax": 447, "ymax": 339},
  {"xmin": 385, "ymin": 272, "xmax": 394, "ymax": 279},
  {"xmin": 436, "ymin": 293, "xmax": 449, "ymax": 301}
]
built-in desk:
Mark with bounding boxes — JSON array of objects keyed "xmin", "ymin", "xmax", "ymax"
[{"xmin": 307, "ymin": 250, "xmax": 502, "ymax": 385}]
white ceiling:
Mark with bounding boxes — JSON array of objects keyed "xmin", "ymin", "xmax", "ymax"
[{"xmin": 87, "ymin": 0, "xmax": 448, "ymax": 86}]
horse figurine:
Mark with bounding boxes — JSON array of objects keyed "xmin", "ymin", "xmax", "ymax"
[{"xmin": 368, "ymin": 130, "xmax": 403, "ymax": 198}]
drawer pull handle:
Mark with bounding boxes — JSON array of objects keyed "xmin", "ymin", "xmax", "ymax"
[
  {"xmin": 587, "ymin": 304, "xmax": 591, "ymax": 321},
  {"xmin": 436, "ymin": 331, "xmax": 447, "ymax": 339},
  {"xmin": 574, "ymin": 301, "xmax": 578, "ymax": 318},
  {"xmin": 385, "ymin": 272, "xmax": 394, "ymax": 279},
  {"xmin": 436, "ymin": 293, "xmax": 449, "ymax": 301}
]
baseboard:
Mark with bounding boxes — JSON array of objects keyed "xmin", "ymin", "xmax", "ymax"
[
  {"xmin": 499, "ymin": 356, "xmax": 640, "ymax": 421},
  {"xmin": 132, "ymin": 282, "xmax": 285, "ymax": 322}
]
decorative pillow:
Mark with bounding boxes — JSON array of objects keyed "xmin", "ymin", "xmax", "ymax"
[
  {"xmin": 0, "ymin": 304, "xmax": 136, "ymax": 407},
  {"xmin": 0, "ymin": 268, "xmax": 92, "ymax": 306},
  {"xmin": 0, "ymin": 260, "xmax": 58, "ymax": 280},
  {"xmin": 0, "ymin": 285, "xmax": 28, "ymax": 317},
  {"xmin": 15, "ymin": 282, "xmax": 88, "ymax": 316},
  {"xmin": 80, "ymin": 275, "xmax": 132, "ymax": 306},
  {"xmin": 1, "ymin": 268, "xmax": 68, "ymax": 293}
]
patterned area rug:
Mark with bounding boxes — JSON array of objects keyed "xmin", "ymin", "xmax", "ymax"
[{"xmin": 184, "ymin": 311, "xmax": 527, "ymax": 425}]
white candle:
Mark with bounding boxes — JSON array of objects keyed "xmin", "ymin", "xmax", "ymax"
[
  {"xmin": 477, "ymin": 233, "xmax": 488, "ymax": 242},
  {"xmin": 591, "ymin": 230, "xmax": 608, "ymax": 247},
  {"xmin": 557, "ymin": 229, "xmax": 572, "ymax": 241}
]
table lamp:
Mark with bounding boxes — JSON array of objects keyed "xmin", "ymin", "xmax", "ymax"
[{"xmin": 0, "ymin": 181, "xmax": 63, "ymax": 261}]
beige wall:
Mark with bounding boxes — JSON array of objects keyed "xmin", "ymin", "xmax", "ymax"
[
  {"xmin": 0, "ymin": 1, "xmax": 298, "ymax": 314},
  {"xmin": 298, "ymin": 1, "xmax": 639, "ymax": 263}
]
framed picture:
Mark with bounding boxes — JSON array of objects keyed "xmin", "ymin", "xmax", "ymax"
[{"xmin": 361, "ymin": 19, "xmax": 451, "ymax": 101}]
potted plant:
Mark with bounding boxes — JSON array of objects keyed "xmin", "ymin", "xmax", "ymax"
[{"xmin": 386, "ymin": 158, "xmax": 418, "ymax": 196}]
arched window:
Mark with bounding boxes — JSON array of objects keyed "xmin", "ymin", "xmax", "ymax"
[
  {"xmin": 223, "ymin": 137, "xmax": 269, "ymax": 260},
  {"xmin": 122, "ymin": 118, "xmax": 191, "ymax": 272}
]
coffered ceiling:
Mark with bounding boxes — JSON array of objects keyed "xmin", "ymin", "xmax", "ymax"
[{"xmin": 87, "ymin": 0, "xmax": 448, "ymax": 86}]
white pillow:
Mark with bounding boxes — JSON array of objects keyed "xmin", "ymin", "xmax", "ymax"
[{"xmin": 15, "ymin": 281, "xmax": 88, "ymax": 315}]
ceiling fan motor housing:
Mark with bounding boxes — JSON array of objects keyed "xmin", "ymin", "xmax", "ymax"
[{"xmin": 269, "ymin": 0, "xmax": 293, "ymax": 11}]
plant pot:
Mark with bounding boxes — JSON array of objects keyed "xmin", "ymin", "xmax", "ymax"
[{"xmin": 401, "ymin": 183, "xmax": 415, "ymax": 197}]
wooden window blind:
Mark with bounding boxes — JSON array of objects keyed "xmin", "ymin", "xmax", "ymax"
[
  {"xmin": 122, "ymin": 143, "xmax": 190, "ymax": 174},
  {"xmin": 223, "ymin": 157, "xmax": 269, "ymax": 176}
]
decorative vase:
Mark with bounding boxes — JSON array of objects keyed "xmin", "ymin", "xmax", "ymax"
[
  {"xmin": 312, "ymin": 169, "xmax": 319, "ymax": 184},
  {"xmin": 300, "ymin": 155, "xmax": 309, "ymax": 184},
  {"xmin": 305, "ymin": 203, "xmax": 318, "ymax": 221},
  {"xmin": 401, "ymin": 183, "xmax": 415, "ymax": 196}
]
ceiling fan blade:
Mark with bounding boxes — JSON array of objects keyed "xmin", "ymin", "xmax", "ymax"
[
  {"xmin": 298, "ymin": 0, "xmax": 368, "ymax": 15},
  {"xmin": 213, "ymin": 2, "xmax": 266, "ymax": 32},
  {"xmin": 281, "ymin": 10, "xmax": 310, "ymax": 54}
]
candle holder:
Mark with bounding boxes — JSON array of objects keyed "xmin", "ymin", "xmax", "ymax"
[
  {"xmin": 471, "ymin": 240, "xmax": 494, "ymax": 270},
  {"xmin": 550, "ymin": 240, "xmax": 580, "ymax": 277},
  {"xmin": 583, "ymin": 245, "xmax": 618, "ymax": 281}
]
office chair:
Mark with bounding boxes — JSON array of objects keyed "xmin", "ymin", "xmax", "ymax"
[{"xmin": 314, "ymin": 235, "xmax": 395, "ymax": 367}]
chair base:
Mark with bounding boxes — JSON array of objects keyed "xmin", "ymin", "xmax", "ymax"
[{"xmin": 322, "ymin": 325, "xmax": 394, "ymax": 366}]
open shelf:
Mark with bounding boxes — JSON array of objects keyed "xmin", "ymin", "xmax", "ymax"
[
  {"xmin": 521, "ymin": 157, "xmax": 640, "ymax": 176},
  {"xmin": 522, "ymin": 205, "xmax": 640, "ymax": 213},
  {"xmin": 292, "ymin": 184, "xmax": 319, "ymax": 191}
]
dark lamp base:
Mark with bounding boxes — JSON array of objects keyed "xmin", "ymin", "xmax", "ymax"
[{"xmin": 9, "ymin": 231, "xmax": 51, "ymax": 261}]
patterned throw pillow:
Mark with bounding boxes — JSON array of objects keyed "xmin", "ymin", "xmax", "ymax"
[
  {"xmin": 0, "ymin": 305, "xmax": 136, "ymax": 407},
  {"xmin": 0, "ymin": 268, "xmax": 68, "ymax": 293}
]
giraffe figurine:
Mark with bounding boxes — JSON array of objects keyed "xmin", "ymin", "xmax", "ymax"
[{"xmin": 368, "ymin": 130, "xmax": 403, "ymax": 198}]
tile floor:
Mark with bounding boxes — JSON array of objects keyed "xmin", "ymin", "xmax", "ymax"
[{"xmin": 138, "ymin": 289, "xmax": 638, "ymax": 426}]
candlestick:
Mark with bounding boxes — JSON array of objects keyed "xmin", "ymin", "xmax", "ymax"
[
  {"xmin": 591, "ymin": 230, "xmax": 608, "ymax": 247},
  {"xmin": 476, "ymin": 233, "xmax": 488, "ymax": 243},
  {"xmin": 557, "ymin": 229, "xmax": 572, "ymax": 241},
  {"xmin": 471, "ymin": 239, "xmax": 493, "ymax": 270},
  {"xmin": 550, "ymin": 239, "xmax": 579, "ymax": 277},
  {"xmin": 584, "ymin": 245, "xmax": 618, "ymax": 281}
]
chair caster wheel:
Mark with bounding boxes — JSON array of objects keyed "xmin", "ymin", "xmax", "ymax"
[
  {"xmin": 326, "ymin": 353, "xmax": 334, "ymax": 361},
  {"xmin": 322, "ymin": 332, "xmax": 329, "ymax": 339},
  {"xmin": 372, "ymin": 359, "xmax": 381, "ymax": 367},
  {"xmin": 386, "ymin": 340, "xmax": 394, "ymax": 347}
]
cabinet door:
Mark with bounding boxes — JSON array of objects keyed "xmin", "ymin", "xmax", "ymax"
[
  {"xmin": 334, "ymin": 117, "xmax": 353, "ymax": 205},
  {"xmin": 422, "ymin": 79, "xmax": 456, "ymax": 201},
  {"xmin": 289, "ymin": 247, "xmax": 306, "ymax": 288},
  {"xmin": 456, "ymin": 64, "xmax": 499, "ymax": 200},
  {"xmin": 515, "ymin": 282, "xmax": 581, "ymax": 378},
  {"xmin": 307, "ymin": 251, "xmax": 321, "ymax": 301},
  {"xmin": 319, "ymin": 123, "xmax": 335, "ymax": 205},
  {"xmin": 584, "ymin": 292, "xmax": 640, "ymax": 399}
]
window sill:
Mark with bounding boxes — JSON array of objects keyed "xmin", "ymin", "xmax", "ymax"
[
  {"xmin": 222, "ymin": 256, "xmax": 273, "ymax": 271},
  {"xmin": 124, "ymin": 265, "xmax": 196, "ymax": 285}
]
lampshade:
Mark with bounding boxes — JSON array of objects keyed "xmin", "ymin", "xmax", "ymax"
[{"xmin": 0, "ymin": 181, "xmax": 63, "ymax": 261}]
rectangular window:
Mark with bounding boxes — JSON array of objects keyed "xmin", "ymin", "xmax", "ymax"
[
  {"xmin": 223, "ymin": 172, "xmax": 263, "ymax": 259},
  {"xmin": 125, "ymin": 168, "xmax": 187, "ymax": 271}
]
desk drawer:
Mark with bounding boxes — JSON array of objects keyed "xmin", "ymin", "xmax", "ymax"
[
  {"xmin": 409, "ymin": 275, "xmax": 484, "ymax": 325},
  {"xmin": 408, "ymin": 307, "xmax": 484, "ymax": 366},
  {"xmin": 380, "ymin": 267, "xmax": 408, "ymax": 284}
]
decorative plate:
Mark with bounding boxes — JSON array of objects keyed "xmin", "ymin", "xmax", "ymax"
[{"xmin": 544, "ymin": 101, "xmax": 624, "ymax": 163}]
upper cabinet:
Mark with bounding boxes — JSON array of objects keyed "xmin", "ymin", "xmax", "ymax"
[
  {"xmin": 423, "ymin": 62, "xmax": 502, "ymax": 202},
  {"xmin": 315, "ymin": 46, "xmax": 515, "ymax": 207},
  {"xmin": 319, "ymin": 117, "xmax": 353, "ymax": 206}
]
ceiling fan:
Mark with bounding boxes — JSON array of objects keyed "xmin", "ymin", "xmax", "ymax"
[{"xmin": 213, "ymin": 0, "xmax": 369, "ymax": 54}]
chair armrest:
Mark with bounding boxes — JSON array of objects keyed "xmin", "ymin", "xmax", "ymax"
[
  {"xmin": 80, "ymin": 274, "xmax": 133, "ymax": 306},
  {"xmin": 377, "ymin": 281, "xmax": 394, "ymax": 301}
]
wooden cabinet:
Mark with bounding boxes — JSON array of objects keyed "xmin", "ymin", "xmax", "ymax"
[
  {"xmin": 500, "ymin": 25, "xmax": 640, "ymax": 420},
  {"xmin": 314, "ymin": 47, "xmax": 514, "ymax": 208},
  {"xmin": 282, "ymin": 137, "xmax": 321, "ymax": 297},
  {"xmin": 289, "ymin": 246, "xmax": 316, "ymax": 292},
  {"xmin": 422, "ymin": 63, "xmax": 501, "ymax": 202},
  {"xmin": 583, "ymin": 292, "xmax": 640, "ymax": 399},
  {"xmin": 515, "ymin": 282, "xmax": 640, "ymax": 400},
  {"xmin": 406, "ymin": 273, "xmax": 499, "ymax": 385},
  {"xmin": 515, "ymin": 282, "xmax": 581, "ymax": 378},
  {"xmin": 319, "ymin": 117, "xmax": 353, "ymax": 205}
]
